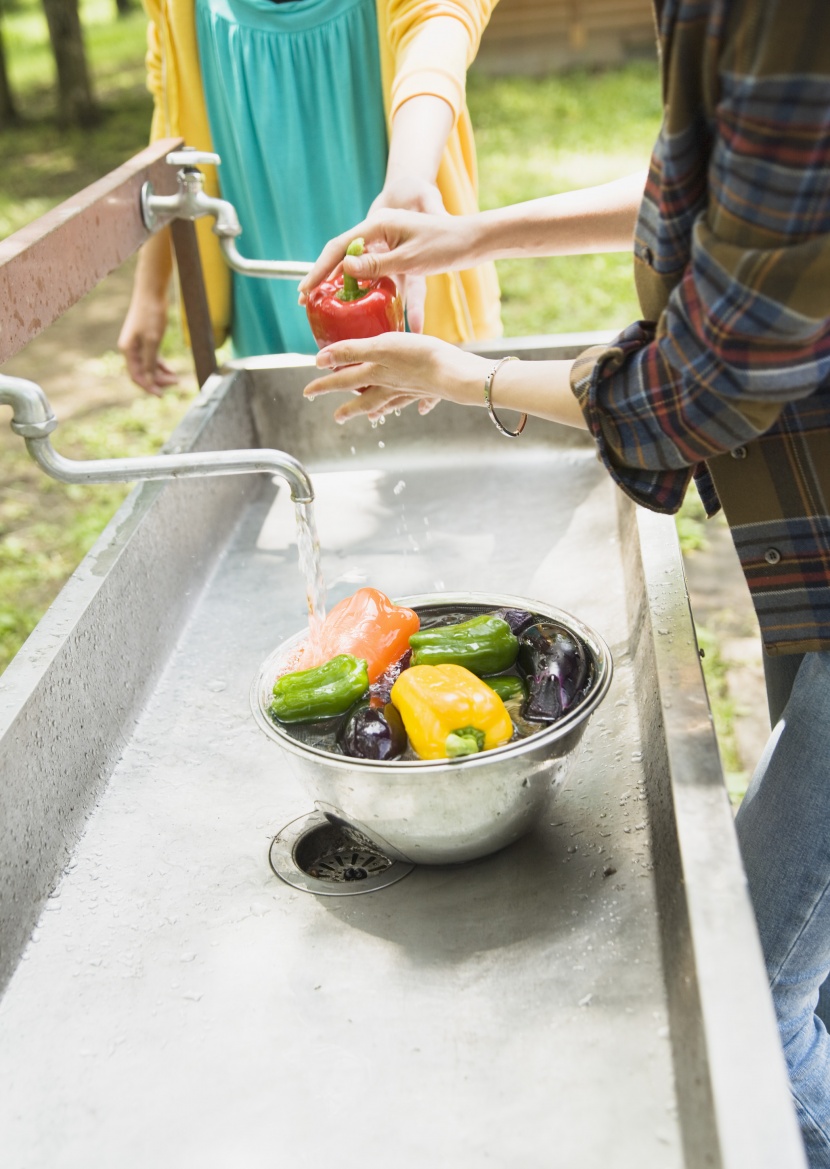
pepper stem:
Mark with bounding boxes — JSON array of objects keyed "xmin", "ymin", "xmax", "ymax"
[
  {"xmin": 445, "ymin": 726, "xmax": 486, "ymax": 758},
  {"xmin": 338, "ymin": 237, "xmax": 370, "ymax": 303}
]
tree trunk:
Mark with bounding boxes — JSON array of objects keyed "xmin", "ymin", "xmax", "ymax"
[
  {"xmin": 41, "ymin": 0, "xmax": 100, "ymax": 127},
  {"xmin": 0, "ymin": 3, "xmax": 20, "ymax": 128}
]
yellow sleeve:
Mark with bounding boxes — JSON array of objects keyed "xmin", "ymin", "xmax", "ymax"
[
  {"xmin": 143, "ymin": 0, "xmax": 168, "ymax": 141},
  {"xmin": 385, "ymin": 0, "xmax": 497, "ymax": 122}
]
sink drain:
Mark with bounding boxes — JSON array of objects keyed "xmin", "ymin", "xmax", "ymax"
[{"xmin": 269, "ymin": 811, "xmax": 414, "ymax": 896}]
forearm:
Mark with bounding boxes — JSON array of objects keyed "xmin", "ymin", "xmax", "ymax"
[
  {"xmin": 465, "ymin": 171, "xmax": 646, "ymax": 263},
  {"xmin": 385, "ymin": 93, "xmax": 455, "ymax": 187},
  {"xmin": 454, "ymin": 354, "xmax": 588, "ymax": 429},
  {"xmin": 307, "ymin": 333, "xmax": 588, "ymax": 431},
  {"xmin": 131, "ymin": 228, "xmax": 174, "ymax": 302}
]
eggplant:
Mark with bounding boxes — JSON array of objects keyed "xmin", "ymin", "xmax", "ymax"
[
  {"xmin": 337, "ymin": 698, "xmax": 407, "ymax": 761},
  {"xmin": 517, "ymin": 622, "xmax": 590, "ymax": 723},
  {"xmin": 491, "ymin": 607, "xmax": 537, "ymax": 635},
  {"xmin": 370, "ymin": 649, "xmax": 412, "ymax": 704}
]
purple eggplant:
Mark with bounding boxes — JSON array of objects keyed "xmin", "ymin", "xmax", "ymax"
[
  {"xmin": 517, "ymin": 622, "xmax": 590, "ymax": 723},
  {"xmin": 370, "ymin": 649, "xmax": 412, "ymax": 704},
  {"xmin": 337, "ymin": 699, "xmax": 407, "ymax": 761},
  {"xmin": 491, "ymin": 607, "xmax": 537, "ymax": 635}
]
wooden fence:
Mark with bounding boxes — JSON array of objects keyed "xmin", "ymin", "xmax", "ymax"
[{"xmin": 476, "ymin": 0, "xmax": 657, "ymax": 74}]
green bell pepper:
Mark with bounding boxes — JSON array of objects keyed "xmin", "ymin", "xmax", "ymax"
[
  {"xmin": 269, "ymin": 654, "xmax": 369, "ymax": 723},
  {"xmin": 483, "ymin": 674, "xmax": 527, "ymax": 703},
  {"xmin": 409, "ymin": 614, "xmax": 518, "ymax": 676}
]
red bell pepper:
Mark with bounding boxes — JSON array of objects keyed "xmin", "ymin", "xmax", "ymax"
[{"xmin": 305, "ymin": 238, "xmax": 404, "ymax": 349}]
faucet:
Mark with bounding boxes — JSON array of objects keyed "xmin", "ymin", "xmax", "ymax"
[
  {"xmin": 140, "ymin": 149, "xmax": 313, "ymax": 281},
  {"xmin": 0, "ymin": 374, "xmax": 314, "ymax": 503}
]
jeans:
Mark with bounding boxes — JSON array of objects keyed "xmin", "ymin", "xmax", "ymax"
[{"xmin": 735, "ymin": 651, "xmax": 830, "ymax": 1167}]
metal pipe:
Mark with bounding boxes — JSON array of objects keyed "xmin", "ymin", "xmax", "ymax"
[
  {"xmin": 218, "ymin": 237, "xmax": 312, "ymax": 281},
  {"xmin": 0, "ymin": 374, "xmax": 314, "ymax": 503}
]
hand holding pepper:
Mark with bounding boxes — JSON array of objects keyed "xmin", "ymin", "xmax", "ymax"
[{"xmin": 305, "ymin": 238, "xmax": 404, "ymax": 349}]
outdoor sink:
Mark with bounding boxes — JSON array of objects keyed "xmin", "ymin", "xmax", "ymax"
[{"xmin": 0, "ymin": 340, "xmax": 805, "ymax": 1169}]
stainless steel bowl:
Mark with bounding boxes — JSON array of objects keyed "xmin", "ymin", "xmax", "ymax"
[{"xmin": 251, "ymin": 593, "xmax": 613, "ymax": 865}]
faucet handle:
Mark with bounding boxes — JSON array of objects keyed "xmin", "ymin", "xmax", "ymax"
[{"xmin": 167, "ymin": 148, "xmax": 222, "ymax": 170}]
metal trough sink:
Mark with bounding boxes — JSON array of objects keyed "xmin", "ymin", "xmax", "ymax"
[{"xmin": 0, "ymin": 339, "xmax": 804, "ymax": 1167}]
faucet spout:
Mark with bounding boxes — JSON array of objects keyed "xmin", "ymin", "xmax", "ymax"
[
  {"xmin": 0, "ymin": 374, "xmax": 314, "ymax": 504},
  {"xmin": 140, "ymin": 151, "xmax": 312, "ymax": 279}
]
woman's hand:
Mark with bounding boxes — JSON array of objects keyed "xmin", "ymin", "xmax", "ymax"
[
  {"xmin": 365, "ymin": 176, "xmax": 446, "ymax": 333},
  {"xmin": 298, "ymin": 209, "xmax": 476, "ymax": 313},
  {"xmin": 303, "ymin": 332, "xmax": 491, "ymax": 425}
]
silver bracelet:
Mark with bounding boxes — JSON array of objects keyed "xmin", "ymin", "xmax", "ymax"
[{"xmin": 483, "ymin": 355, "xmax": 526, "ymax": 438}]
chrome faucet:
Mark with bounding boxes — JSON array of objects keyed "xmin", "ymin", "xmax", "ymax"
[
  {"xmin": 141, "ymin": 149, "xmax": 312, "ymax": 281},
  {"xmin": 0, "ymin": 374, "xmax": 314, "ymax": 503}
]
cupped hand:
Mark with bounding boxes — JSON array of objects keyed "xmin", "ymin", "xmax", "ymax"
[{"xmin": 303, "ymin": 332, "xmax": 490, "ymax": 426}]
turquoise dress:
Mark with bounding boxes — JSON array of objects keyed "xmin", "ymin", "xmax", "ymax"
[{"xmin": 196, "ymin": 0, "xmax": 388, "ymax": 355}]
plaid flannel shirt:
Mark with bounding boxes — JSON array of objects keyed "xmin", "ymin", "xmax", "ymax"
[{"xmin": 570, "ymin": 0, "xmax": 830, "ymax": 655}]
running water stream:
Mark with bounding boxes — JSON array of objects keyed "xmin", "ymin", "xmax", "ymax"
[{"xmin": 294, "ymin": 501, "xmax": 327, "ymax": 656}]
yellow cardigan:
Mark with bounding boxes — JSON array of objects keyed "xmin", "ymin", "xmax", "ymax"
[{"xmin": 144, "ymin": 0, "xmax": 503, "ymax": 346}]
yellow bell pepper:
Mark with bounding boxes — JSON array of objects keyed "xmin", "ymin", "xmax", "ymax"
[{"xmin": 391, "ymin": 664, "xmax": 514, "ymax": 760}]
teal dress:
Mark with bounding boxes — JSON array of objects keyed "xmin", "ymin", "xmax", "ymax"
[{"xmin": 196, "ymin": 0, "xmax": 388, "ymax": 355}]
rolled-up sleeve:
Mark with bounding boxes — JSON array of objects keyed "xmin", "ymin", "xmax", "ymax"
[
  {"xmin": 571, "ymin": 6, "xmax": 830, "ymax": 516},
  {"xmin": 386, "ymin": 0, "xmax": 496, "ymax": 122}
]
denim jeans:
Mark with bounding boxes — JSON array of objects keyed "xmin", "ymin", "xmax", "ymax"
[{"xmin": 735, "ymin": 651, "xmax": 830, "ymax": 1168}]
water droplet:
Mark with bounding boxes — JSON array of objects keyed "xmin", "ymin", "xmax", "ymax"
[
  {"xmin": 393, "ymin": 480, "xmax": 406, "ymax": 496},
  {"xmin": 377, "ymin": 441, "xmax": 385, "ymax": 449}
]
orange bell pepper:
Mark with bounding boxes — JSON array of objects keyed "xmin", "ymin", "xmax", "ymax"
[{"xmin": 302, "ymin": 588, "xmax": 420, "ymax": 684}]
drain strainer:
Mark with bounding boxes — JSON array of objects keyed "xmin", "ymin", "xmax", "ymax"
[{"xmin": 269, "ymin": 811, "xmax": 414, "ymax": 896}]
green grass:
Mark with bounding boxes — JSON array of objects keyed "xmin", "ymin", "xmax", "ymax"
[
  {"xmin": 0, "ymin": 0, "xmax": 151, "ymax": 236},
  {"xmin": 0, "ymin": 0, "xmax": 193, "ymax": 673},
  {"xmin": 468, "ymin": 64, "xmax": 662, "ymax": 334},
  {"xmin": 0, "ymin": 388, "xmax": 195, "ymax": 672},
  {"xmin": 695, "ymin": 626, "xmax": 750, "ymax": 808}
]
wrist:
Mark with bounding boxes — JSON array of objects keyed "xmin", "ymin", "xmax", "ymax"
[{"xmin": 452, "ymin": 350, "xmax": 493, "ymax": 409}]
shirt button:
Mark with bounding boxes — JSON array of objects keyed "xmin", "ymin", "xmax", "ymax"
[
  {"xmin": 764, "ymin": 548, "xmax": 781, "ymax": 565},
  {"xmin": 731, "ymin": 446, "xmax": 747, "ymax": 460}
]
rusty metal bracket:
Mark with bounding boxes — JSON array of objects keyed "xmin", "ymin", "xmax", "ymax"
[{"xmin": 0, "ymin": 137, "xmax": 217, "ymax": 387}]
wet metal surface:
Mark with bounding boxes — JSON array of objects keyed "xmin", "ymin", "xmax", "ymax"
[{"xmin": 0, "ymin": 352, "xmax": 804, "ymax": 1168}]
